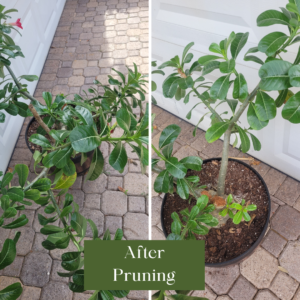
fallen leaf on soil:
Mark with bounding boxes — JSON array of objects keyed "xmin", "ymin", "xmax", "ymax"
[
  {"xmin": 278, "ymin": 266, "xmax": 288, "ymax": 273},
  {"xmin": 212, "ymin": 161, "xmax": 219, "ymax": 166},
  {"xmin": 216, "ymin": 230, "xmax": 221, "ymax": 235},
  {"xmin": 247, "ymin": 214, "xmax": 256, "ymax": 228},
  {"xmin": 7, "ymin": 167, "xmax": 13, "ymax": 173},
  {"xmin": 229, "ymin": 228, "xmax": 236, "ymax": 233},
  {"xmin": 211, "ymin": 196, "xmax": 226, "ymax": 208}
]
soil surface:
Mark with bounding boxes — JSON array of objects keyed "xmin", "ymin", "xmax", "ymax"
[{"xmin": 163, "ymin": 160, "xmax": 269, "ymax": 264}]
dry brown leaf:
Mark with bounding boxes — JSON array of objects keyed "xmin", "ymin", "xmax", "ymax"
[
  {"xmin": 118, "ymin": 186, "xmax": 126, "ymax": 193},
  {"xmin": 212, "ymin": 161, "xmax": 218, "ymax": 166},
  {"xmin": 251, "ymin": 160, "xmax": 261, "ymax": 166},
  {"xmin": 229, "ymin": 228, "xmax": 236, "ymax": 233},
  {"xmin": 7, "ymin": 167, "xmax": 13, "ymax": 173},
  {"xmin": 247, "ymin": 214, "xmax": 256, "ymax": 228},
  {"xmin": 153, "ymin": 125, "xmax": 157, "ymax": 130}
]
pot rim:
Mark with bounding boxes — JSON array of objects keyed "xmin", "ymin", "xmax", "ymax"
[{"xmin": 160, "ymin": 157, "xmax": 271, "ymax": 267}]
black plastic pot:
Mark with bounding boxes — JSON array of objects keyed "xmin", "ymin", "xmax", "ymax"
[
  {"xmin": 25, "ymin": 117, "xmax": 94, "ymax": 176},
  {"xmin": 160, "ymin": 157, "xmax": 271, "ymax": 267}
]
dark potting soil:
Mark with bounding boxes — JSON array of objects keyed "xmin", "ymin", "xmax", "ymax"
[{"xmin": 163, "ymin": 160, "xmax": 269, "ymax": 263}]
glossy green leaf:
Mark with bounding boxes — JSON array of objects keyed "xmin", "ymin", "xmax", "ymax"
[
  {"xmin": 0, "ymin": 112, "xmax": 5, "ymax": 123},
  {"xmin": 14, "ymin": 102, "xmax": 31, "ymax": 118},
  {"xmin": 258, "ymin": 32, "xmax": 288, "ymax": 56},
  {"xmin": 42, "ymin": 91, "xmax": 52, "ymax": 108},
  {"xmin": 114, "ymin": 228, "xmax": 123, "ymax": 240},
  {"xmin": 233, "ymin": 210, "xmax": 243, "ymax": 224},
  {"xmin": 289, "ymin": 65, "xmax": 300, "ymax": 87},
  {"xmin": 176, "ymin": 179, "xmax": 189, "ymax": 200},
  {"xmin": 47, "ymin": 232, "xmax": 70, "ymax": 249},
  {"xmin": 32, "ymin": 178, "xmax": 52, "ymax": 191},
  {"xmin": 0, "ymin": 239, "xmax": 16, "ymax": 270},
  {"xmin": 159, "ymin": 124, "xmax": 181, "ymax": 149},
  {"xmin": 202, "ymin": 61, "xmax": 220, "ymax": 76},
  {"xmin": 244, "ymin": 55, "xmax": 264, "ymax": 65},
  {"xmin": 165, "ymin": 157, "xmax": 187, "ymax": 179},
  {"xmin": 275, "ymin": 89, "xmax": 288, "ymax": 107},
  {"xmin": 5, "ymin": 103, "xmax": 18, "ymax": 116},
  {"xmin": 259, "ymin": 60, "xmax": 292, "ymax": 91},
  {"xmin": 63, "ymin": 159, "xmax": 76, "ymax": 176},
  {"xmin": 247, "ymin": 102, "xmax": 269, "ymax": 130},
  {"xmin": 0, "ymin": 196, "xmax": 9, "ymax": 211},
  {"xmin": 166, "ymin": 233, "xmax": 181, "ymax": 240},
  {"xmin": 40, "ymin": 225, "xmax": 64, "ymax": 235},
  {"xmin": 61, "ymin": 252, "xmax": 82, "ymax": 271},
  {"xmin": 100, "ymin": 290, "xmax": 114, "ymax": 300},
  {"xmin": 87, "ymin": 219, "xmax": 98, "ymax": 240},
  {"xmin": 14, "ymin": 164, "xmax": 29, "ymax": 188},
  {"xmin": 75, "ymin": 106, "xmax": 93, "ymax": 126},
  {"xmin": 210, "ymin": 74, "xmax": 230, "ymax": 100},
  {"xmin": 109, "ymin": 290, "xmax": 129, "ymax": 298},
  {"xmin": 7, "ymin": 188, "xmax": 24, "ymax": 202},
  {"xmin": 233, "ymin": 73, "xmax": 248, "ymax": 100},
  {"xmin": 2, "ymin": 214, "xmax": 28, "ymax": 229},
  {"xmin": 70, "ymin": 125, "xmax": 101, "ymax": 153},
  {"xmin": 198, "ymin": 55, "xmax": 222, "ymax": 65},
  {"xmin": 257, "ymin": 9, "xmax": 290, "ymax": 27},
  {"xmin": 29, "ymin": 134, "xmax": 51, "ymax": 148},
  {"xmin": 179, "ymin": 156, "xmax": 202, "ymax": 171},
  {"xmin": 255, "ymin": 90, "xmax": 277, "ymax": 121},
  {"xmin": 205, "ymin": 122, "xmax": 229, "ymax": 143},
  {"xmin": 162, "ymin": 75, "xmax": 180, "ymax": 98},
  {"xmin": 116, "ymin": 108, "xmax": 131, "ymax": 133},
  {"xmin": 85, "ymin": 148, "xmax": 104, "ymax": 181},
  {"xmin": 109, "ymin": 141, "xmax": 127, "ymax": 172},
  {"xmin": 52, "ymin": 147, "xmax": 73, "ymax": 169},
  {"xmin": 154, "ymin": 170, "xmax": 170, "ymax": 193},
  {"xmin": 219, "ymin": 59, "xmax": 235, "ymax": 73},
  {"xmin": 3, "ymin": 208, "xmax": 17, "ymax": 219},
  {"xmin": 237, "ymin": 126, "xmax": 250, "ymax": 153},
  {"xmin": 0, "ymin": 282, "xmax": 23, "ymax": 300},
  {"xmin": 71, "ymin": 212, "xmax": 87, "ymax": 238},
  {"xmin": 231, "ymin": 32, "xmax": 249, "ymax": 60},
  {"xmin": 209, "ymin": 42, "xmax": 222, "ymax": 54},
  {"xmin": 1, "ymin": 173, "xmax": 13, "ymax": 188},
  {"xmin": 182, "ymin": 42, "xmax": 194, "ymax": 62},
  {"xmin": 282, "ymin": 91, "xmax": 300, "ymax": 123},
  {"xmin": 249, "ymin": 133, "xmax": 261, "ymax": 151},
  {"xmin": 37, "ymin": 116, "xmax": 55, "ymax": 135}
]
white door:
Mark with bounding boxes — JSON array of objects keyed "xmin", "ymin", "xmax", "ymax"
[
  {"xmin": 152, "ymin": 0, "xmax": 300, "ymax": 180},
  {"xmin": 0, "ymin": 0, "xmax": 66, "ymax": 172}
]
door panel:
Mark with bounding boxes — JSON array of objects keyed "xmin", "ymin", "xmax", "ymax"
[
  {"xmin": 152, "ymin": 0, "xmax": 300, "ymax": 180},
  {"xmin": 0, "ymin": 0, "xmax": 66, "ymax": 172}
]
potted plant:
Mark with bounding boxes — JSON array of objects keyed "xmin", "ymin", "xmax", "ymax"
[
  {"xmin": 152, "ymin": 0, "xmax": 299, "ymax": 266},
  {"xmin": 0, "ymin": 5, "xmax": 148, "ymax": 299}
]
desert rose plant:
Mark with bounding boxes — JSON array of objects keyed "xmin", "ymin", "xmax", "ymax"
[
  {"xmin": 152, "ymin": 0, "xmax": 299, "ymax": 238},
  {"xmin": 152, "ymin": 290, "xmax": 208, "ymax": 300},
  {"xmin": 0, "ymin": 6, "xmax": 148, "ymax": 299}
]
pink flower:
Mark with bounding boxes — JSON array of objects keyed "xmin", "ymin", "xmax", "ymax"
[{"xmin": 9, "ymin": 18, "xmax": 23, "ymax": 29}]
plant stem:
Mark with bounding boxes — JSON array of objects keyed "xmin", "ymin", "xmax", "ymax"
[
  {"xmin": 23, "ymin": 167, "xmax": 48, "ymax": 192},
  {"xmin": 217, "ymin": 83, "xmax": 260, "ymax": 196},
  {"xmin": 48, "ymin": 190, "xmax": 81, "ymax": 252},
  {"xmin": 5, "ymin": 65, "xmax": 55, "ymax": 143}
]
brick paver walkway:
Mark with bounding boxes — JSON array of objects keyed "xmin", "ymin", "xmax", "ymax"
[
  {"xmin": 0, "ymin": 0, "xmax": 148, "ymax": 299},
  {"xmin": 152, "ymin": 105, "xmax": 300, "ymax": 300}
]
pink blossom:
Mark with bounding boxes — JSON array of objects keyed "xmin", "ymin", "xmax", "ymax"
[{"xmin": 9, "ymin": 18, "xmax": 23, "ymax": 29}]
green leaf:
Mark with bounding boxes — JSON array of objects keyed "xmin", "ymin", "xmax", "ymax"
[
  {"xmin": 255, "ymin": 90, "xmax": 277, "ymax": 121},
  {"xmin": 0, "ymin": 196, "xmax": 9, "ymax": 211},
  {"xmin": 7, "ymin": 188, "xmax": 24, "ymax": 202},
  {"xmin": 259, "ymin": 60, "xmax": 292, "ymax": 91},
  {"xmin": 249, "ymin": 133, "xmax": 261, "ymax": 151},
  {"xmin": 226, "ymin": 99, "xmax": 238, "ymax": 114},
  {"xmin": 177, "ymin": 77, "xmax": 193, "ymax": 89},
  {"xmin": 247, "ymin": 102, "xmax": 269, "ymax": 130},
  {"xmin": 167, "ymin": 233, "xmax": 182, "ymax": 240},
  {"xmin": 71, "ymin": 212, "xmax": 87, "ymax": 238},
  {"xmin": 62, "ymin": 252, "xmax": 82, "ymax": 271},
  {"xmin": 233, "ymin": 210, "xmax": 243, "ymax": 224},
  {"xmin": 183, "ymin": 53, "xmax": 193, "ymax": 64},
  {"xmin": 162, "ymin": 75, "xmax": 180, "ymax": 98},
  {"xmin": 40, "ymin": 225, "xmax": 64, "ymax": 235},
  {"xmin": 176, "ymin": 179, "xmax": 189, "ymax": 200},
  {"xmin": 114, "ymin": 228, "xmax": 123, "ymax": 240},
  {"xmin": 219, "ymin": 59, "xmax": 235, "ymax": 73},
  {"xmin": 275, "ymin": 89, "xmax": 289, "ymax": 107},
  {"xmin": 210, "ymin": 74, "xmax": 231, "ymax": 100},
  {"xmin": 32, "ymin": 178, "xmax": 52, "ymax": 191},
  {"xmin": 47, "ymin": 232, "xmax": 70, "ymax": 249},
  {"xmin": 43, "ymin": 91, "xmax": 52, "ymax": 108},
  {"xmin": 158, "ymin": 61, "xmax": 178, "ymax": 69},
  {"xmin": 5, "ymin": 103, "xmax": 18, "ymax": 116},
  {"xmin": 85, "ymin": 148, "xmax": 104, "ymax": 181},
  {"xmin": 209, "ymin": 43, "xmax": 222, "ymax": 54},
  {"xmin": 182, "ymin": 42, "xmax": 194, "ymax": 62},
  {"xmin": 75, "ymin": 106, "xmax": 94, "ymax": 126},
  {"xmin": 237, "ymin": 126, "xmax": 250, "ymax": 153},
  {"xmin": 244, "ymin": 55, "xmax": 264, "ymax": 65},
  {"xmin": 87, "ymin": 219, "xmax": 98, "ymax": 240},
  {"xmin": 198, "ymin": 55, "xmax": 222, "ymax": 65},
  {"xmin": 159, "ymin": 124, "xmax": 181, "ymax": 149},
  {"xmin": 109, "ymin": 141, "xmax": 127, "ymax": 172},
  {"xmin": 258, "ymin": 32, "xmax": 288, "ymax": 57},
  {"xmin": 109, "ymin": 290, "xmax": 129, "ymax": 298},
  {"xmin": 205, "ymin": 122, "xmax": 229, "ymax": 143},
  {"xmin": 233, "ymin": 73, "xmax": 248, "ymax": 100},
  {"xmin": 154, "ymin": 170, "xmax": 170, "ymax": 194},
  {"xmin": 52, "ymin": 147, "xmax": 73, "ymax": 169},
  {"xmin": 202, "ymin": 61, "xmax": 220, "ymax": 76},
  {"xmin": 257, "ymin": 10, "xmax": 290, "ymax": 27},
  {"xmin": 54, "ymin": 173, "xmax": 77, "ymax": 190},
  {"xmin": 165, "ymin": 157, "xmax": 187, "ymax": 179},
  {"xmin": 2, "ymin": 214, "xmax": 28, "ymax": 229},
  {"xmin": 0, "ymin": 282, "xmax": 23, "ymax": 300},
  {"xmin": 1, "ymin": 173, "xmax": 13, "ymax": 188},
  {"xmin": 282, "ymin": 91, "xmax": 300, "ymax": 123},
  {"xmin": 14, "ymin": 164, "xmax": 29, "ymax": 188},
  {"xmin": 37, "ymin": 116, "xmax": 55, "ymax": 135},
  {"xmin": 63, "ymin": 159, "xmax": 76, "ymax": 176},
  {"xmin": 171, "ymin": 220, "xmax": 182, "ymax": 235},
  {"xmin": 38, "ymin": 214, "xmax": 57, "ymax": 226},
  {"xmin": 14, "ymin": 102, "xmax": 31, "ymax": 118},
  {"xmin": 179, "ymin": 156, "xmax": 202, "ymax": 171},
  {"xmin": 70, "ymin": 125, "xmax": 101, "ymax": 153},
  {"xmin": 231, "ymin": 32, "xmax": 249, "ymax": 60},
  {"xmin": 3, "ymin": 208, "xmax": 17, "ymax": 219},
  {"xmin": 19, "ymin": 75, "xmax": 39, "ymax": 82},
  {"xmin": 29, "ymin": 134, "xmax": 51, "ymax": 148},
  {"xmin": 289, "ymin": 65, "xmax": 300, "ymax": 87},
  {"xmin": 0, "ymin": 112, "xmax": 5, "ymax": 123},
  {"xmin": 116, "ymin": 108, "xmax": 131, "ymax": 133},
  {"xmin": 0, "ymin": 239, "xmax": 16, "ymax": 270},
  {"xmin": 101, "ymin": 290, "xmax": 114, "ymax": 300}
]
